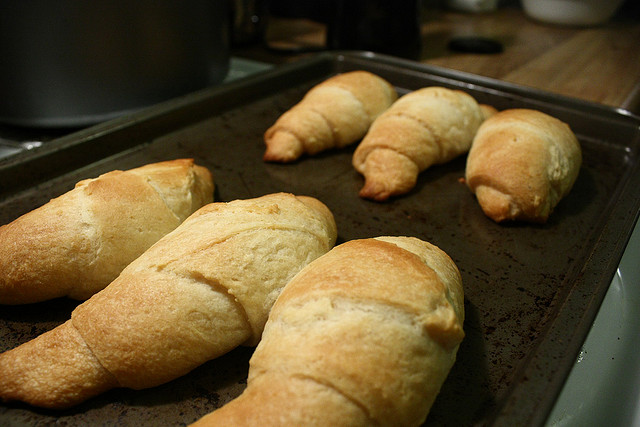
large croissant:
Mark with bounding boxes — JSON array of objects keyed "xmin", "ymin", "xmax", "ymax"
[
  {"xmin": 352, "ymin": 87, "xmax": 491, "ymax": 201},
  {"xmin": 465, "ymin": 108, "xmax": 582, "ymax": 222},
  {"xmin": 0, "ymin": 193, "xmax": 337, "ymax": 409},
  {"xmin": 263, "ymin": 70, "xmax": 397, "ymax": 162},
  {"xmin": 0, "ymin": 158, "xmax": 213, "ymax": 304},
  {"xmin": 193, "ymin": 236, "xmax": 464, "ymax": 427}
]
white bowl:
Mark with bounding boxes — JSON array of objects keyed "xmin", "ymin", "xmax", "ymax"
[{"xmin": 521, "ymin": 0, "xmax": 625, "ymax": 26}]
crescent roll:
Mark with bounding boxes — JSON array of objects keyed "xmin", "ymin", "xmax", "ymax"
[
  {"xmin": 352, "ymin": 86, "xmax": 488, "ymax": 201},
  {"xmin": 0, "ymin": 159, "xmax": 213, "ymax": 304},
  {"xmin": 0, "ymin": 193, "xmax": 337, "ymax": 409},
  {"xmin": 263, "ymin": 70, "xmax": 397, "ymax": 162},
  {"xmin": 192, "ymin": 236, "xmax": 464, "ymax": 426},
  {"xmin": 465, "ymin": 108, "xmax": 582, "ymax": 223}
]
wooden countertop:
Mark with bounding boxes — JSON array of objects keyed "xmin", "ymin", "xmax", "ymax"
[{"xmin": 233, "ymin": 5, "xmax": 640, "ymax": 114}]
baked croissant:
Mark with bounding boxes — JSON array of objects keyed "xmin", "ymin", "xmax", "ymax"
[
  {"xmin": 465, "ymin": 108, "xmax": 582, "ymax": 223},
  {"xmin": 0, "ymin": 158, "xmax": 213, "ymax": 304},
  {"xmin": 192, "ymin": 236, "xmax": 465, "ymax": 427},
  {"xmin": 263, "ymin": 70, "xmax": 397, "ymax": 162},
  {"xmin": 0, "ymin": 193, "xmax": 337, "ymax": 409},
  {"xmin": 352, "ymin": 86, "xmax": 488, "ymax": 201}
]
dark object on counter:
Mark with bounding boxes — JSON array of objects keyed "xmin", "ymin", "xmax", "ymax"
[
  {"xmin": 448, "ymin": 36, "xmax": 504, "ymax": 54},
  {"xmin": 231, "ymin": 0, "xmax": 268, "ymax": 46},
  {"xmin": 0, "ymin": 0, "xmax": 230, "ymax": 128},
  {"xmin": 266, "ymin": 0, "xmax": 422, "ymax": 58},
  {"xmin": 327, "ymin": 0, "xmax": 422, "ymax": 58}
]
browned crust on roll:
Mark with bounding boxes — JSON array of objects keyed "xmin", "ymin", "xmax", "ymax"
[{"xmin": 465, "ymin": 108, "xmax": 582, "ymax": 223}]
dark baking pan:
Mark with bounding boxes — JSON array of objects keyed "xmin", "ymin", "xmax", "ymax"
[{"xmin": 1, "ymin": 52, "xmax": 639, "ymax": 426}]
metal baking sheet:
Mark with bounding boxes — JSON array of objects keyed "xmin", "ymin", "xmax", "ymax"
[{"xmin": 1, "ymin": 52, "xmax": 639, "ymax": 426}]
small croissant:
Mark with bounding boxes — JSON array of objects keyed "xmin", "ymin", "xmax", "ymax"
[
  {"xmin": 352, "ymin": 87, "xmax": 492, "ymax": 201},
  {"xmin": 465, "ymin": 108, "xmax": 582, "ymax": 223},
  {"xmin": 263, "ymin": 71, "xmax": 397, "ymax": 162}
]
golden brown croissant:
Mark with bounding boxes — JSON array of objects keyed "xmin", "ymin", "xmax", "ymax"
[
  {"xmin": 0, "ymin": 158, "xmax": 214, "ymax": 304},
  {"xmin": 263, "ymin": 70, "xmax": 397, "ymax": 162},
  {"xmin": 192, "ymin": 236, "xmax": 464, "ymax": 427},
  {"xmin": 352, "ymin": 86, "xmax": 487, "ymax": 201},
  {"xmin": 0, "ymin": 193, "xmax": 337, "ymax": 409},
  {"xmin": 465, "ymin": 108, "xmax": 582, "ymax": 223}
]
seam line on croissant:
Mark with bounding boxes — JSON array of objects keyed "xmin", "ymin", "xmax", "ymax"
[
  {"xmin": 336, "ymin": 86, "xmax": 371, "ymax": 121},
  {"xmin": 289, "ymin": 372, "xmax": 378, "ymax": 425},
  {"xmin": 467, "ymin": 174, "xmax": 514, "ymax": 199},
  {"xmin": 392, "ymin": 111, "xmax": 444, "ymax": 162},
  {"xmin": 183, "ymin": 270, "xmax": 254, "ymax": 343},
  {"xmin": 365, "ymin": 145, "xmax": 414, "ymax": 167},
  {"xmin": 306, "ymin": 105, "xmax": 339, "ymax": 148},
  {"xmin": 79, "ymin": 185, "xmax": 101, "ymax": 284},
  {"xmin": 281, "ymin": 295, "xmax": 464, "ymax": 348},
  {"xmin": 149, "ymin": 226, "xmax": 329, "ymax": 336},
  {"xmin": 70, "ymin": 320, "xmax": 122, "ymax": 388},
  {"xmin": 142, "ymin": 176, "xmax": 185, "ymax": 223},
  {"xmin": 167, "ymin": 224, "xmax": 331, "ymax": 260},
  {"xmin": 305, "ymin": 86, "xmax": 369, "ymax": 148},
  {"xmin": 73, "ymin": 267, "xmax": 253, "ymax": 384}
]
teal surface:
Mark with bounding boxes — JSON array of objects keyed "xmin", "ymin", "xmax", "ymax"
[
  {"xmin": 547, "ymin": 217, "xmax": 640, "ymax": 426},
  {"xmin": 224, "ymin": 57, "xmax": 274, "ymax": 83}
]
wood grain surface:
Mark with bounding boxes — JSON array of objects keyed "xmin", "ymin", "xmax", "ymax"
[{"xmin": 240, "ymin": 5, "xmax": 640, "ymax": 113}]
